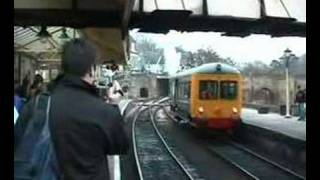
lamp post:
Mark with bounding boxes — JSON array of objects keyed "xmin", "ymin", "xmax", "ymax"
[{"xmin": 281, "ymin": 48, "xmax": 294, "ymax": 118}]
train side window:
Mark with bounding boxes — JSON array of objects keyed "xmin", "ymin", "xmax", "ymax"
[
  {"xmin": 178, "ymin": 81, "xmax": 184, "ymax": 99},
  {"xmin": 199, "ymin": 81, "xmax": 218, "ymax": 100},
  {"xmin": 179, "ymin": 82, "xmax": 183, "ymax": 99},
  {"xmin": 220, "ymin": 81, "xmax": 238, "ymax": 99},
  {"xmin": 187, "ymin": 82, "xmax": 191, "ymax": 98},
  {"xmin": 183, "ymin": 82, "xmax": 189, "ymax": 99}
]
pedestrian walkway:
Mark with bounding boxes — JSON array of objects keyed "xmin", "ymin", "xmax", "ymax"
[{"xmin": 241, "ymin": 108, "xmax": 306, "ymax": 141}]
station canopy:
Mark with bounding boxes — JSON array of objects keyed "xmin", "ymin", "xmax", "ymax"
[
  {"xmin": 14, "ymin": 27, "xmax": 79, "ymax": 55},
  {"xmin": 133, "ymin": 0, "xmax": 305, "ymax": 22},
  {"xmin": 14, "ymin": 0, "xmax": 306, "ymax": 65},
  {"xmin": 14, "ymin": 26, "xmax": 128, "ymax": 65},
  {"xmin": 130, "ymin": 0, "xmax": 305, "ymax": 36}
]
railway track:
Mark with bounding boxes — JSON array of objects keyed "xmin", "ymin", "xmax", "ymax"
[
  {"xmin": 204, "ymin": 139, "xmax": 305, "ymax": 180},
  {"xmin": 161, "ymin": 106, "xmax": 305, "ymax": 180},
  {"xmin": 132, "ymin": 100, "xmax": 201, "ymax": 180}
]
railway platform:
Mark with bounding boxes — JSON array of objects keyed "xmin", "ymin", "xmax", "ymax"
[{"xmin": 241, "ymin": 108, "xmax": 306, "ymax": 141}]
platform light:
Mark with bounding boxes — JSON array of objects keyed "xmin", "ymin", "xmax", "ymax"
[
  {"xmin": 59, "ymin": 28, "xmax": 70, "ymax": 39},
  {"xmin": 37, "ymin": 26, "xmax": 51, "ymax": 44},
  {"xmin": 59, "ymin": 28, "xmax": 71, "ymax": 47}
]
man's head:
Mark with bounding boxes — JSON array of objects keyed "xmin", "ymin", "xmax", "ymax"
[
  {"xmin": 61, "ymin": 39, "xmax": 98, "ymax": 84},
  {"xmin": 34, "ymin": 74, "xmax": 43, "ymax": 84},
  {"xmin": 297, "ymin": 85, "xmax": 301, "ymax": 90},
  {"xmin": 31, "ymin": 74, "xmax": 44, "ymax": 89}
]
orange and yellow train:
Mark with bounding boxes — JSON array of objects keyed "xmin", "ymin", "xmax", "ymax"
[{"xmin": 169, "ymin": 63, "xmax": 244, "ymax": 132}]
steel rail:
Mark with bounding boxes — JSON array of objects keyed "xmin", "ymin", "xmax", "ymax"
[{"xmin": 149, "ymin": 106, "xmax": 196, "ymax": 180}]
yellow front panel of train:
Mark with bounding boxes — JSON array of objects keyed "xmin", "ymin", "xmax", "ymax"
[{"xmin": 190, "ymin": 74, "xmax": 243, "ymax": 119}]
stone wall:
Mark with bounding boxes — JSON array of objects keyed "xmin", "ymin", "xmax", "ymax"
[
  {"xmin": 116, "ymin": 73, "xmax": 159, "ymax": 98},
  {"xmin": 244, "ymin": 75, "xmax": 305, "ymax": 106}
]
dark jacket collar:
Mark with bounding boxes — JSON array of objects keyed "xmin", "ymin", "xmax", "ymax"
[{"xmin": 55, "ymin": 74, "xmax": 99, "ymax": 97}]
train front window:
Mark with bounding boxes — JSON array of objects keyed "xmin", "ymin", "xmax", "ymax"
[
  {"xmin": 220, "ymin": 81, "xmax": 238, "ymax": 99},
  {"xmin": 199, "ymin": 81, "xmax": 218, "ymax": 100}
]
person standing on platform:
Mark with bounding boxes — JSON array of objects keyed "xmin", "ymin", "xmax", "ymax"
[
  {"xmin": 14, "ymin": 81, "xmax": 25, "ymax": 113},
  {"xmin": 29, "ymin": 74, "xmax": 45, "ymax": 98},
  {"xmin": 295, "ymin": 85, "xmax": 306, "ymax": 121},
  {"xmin": 47, "ymin": 39, "xmax": 128, "ymax": 180},
  {"xmin": 20, "ymin": 74, "xmax": 31, "ymax": 100},
  {"xmin": 15, "ymin": 39, "xmax": 129, "ymax": 180}
]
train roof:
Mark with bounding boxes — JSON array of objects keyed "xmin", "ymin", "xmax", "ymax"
[{"xmin": 170, "ymin": 63, "xmax": 241, "ymax": 78}]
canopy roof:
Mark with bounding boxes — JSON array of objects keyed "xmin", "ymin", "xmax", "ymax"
[
  {"xmin": 133, "ymin": 0, "xmax": 305, "ymax": 22},
  {"xmin": 15, "ymin": 0, "xmax": 305, "ymax": 37},
  {"xmin": 14, "ymin": 0, "xmax": 306, "ymax": 66},
  {"xmin": 14, "ymin": 26, "xmax": 127, "ymax": 65}
]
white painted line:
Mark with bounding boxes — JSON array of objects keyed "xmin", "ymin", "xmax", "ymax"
[{"xmin": 114, "ymin": 155, "xmax": 120, "ymax": 180}]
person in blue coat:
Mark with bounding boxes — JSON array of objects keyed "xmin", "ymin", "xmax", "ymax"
[{"xmin": 14, "ymin": 82, "xmax": 25, "ymax": 113}]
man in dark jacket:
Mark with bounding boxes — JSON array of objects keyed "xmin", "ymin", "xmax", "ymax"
[
  {"xmin": 15, "ymin": 39, "xmax": 129, "ymax": 180},
  {"xmin": 295, "ymin": 85, "xmax": 306, "ymax": 121}
]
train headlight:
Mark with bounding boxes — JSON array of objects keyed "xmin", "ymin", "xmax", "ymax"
[
  {"xmin": 198, "ymin": 107, "xmax": 204, "ymax": 113},
  {"xmin": 232, "ymin": 107, "xmax": 238, "ymax": 113}
]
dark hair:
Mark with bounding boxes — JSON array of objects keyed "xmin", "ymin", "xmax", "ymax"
[
  {"xmin": 31, "ymin": 74, "xmax": 44, "ymax": 89},
  {"xmin": 61, "ymin": 39, "xmax": 98, "ymax": 77},
  {"xmin": 34, "ymin": 74, "xmax": 43, "ymax": 83}
]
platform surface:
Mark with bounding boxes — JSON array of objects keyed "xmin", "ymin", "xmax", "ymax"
[{"xmin": 241, "ymin": 108, "xmax": 306, "ymax": 141}]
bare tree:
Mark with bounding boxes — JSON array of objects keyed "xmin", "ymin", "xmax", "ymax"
[
  {"xmin": 175, "ymin": 46, "xmax": 237, "ymax": 71},
  {"xmin": 134, "ymin": 38, "xmax": 166, "ymax": 72}
]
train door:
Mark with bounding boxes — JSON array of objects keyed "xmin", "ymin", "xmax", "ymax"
[{"xmin": 169, "ymin": 79, "xmax": 178, "ymax": 111}]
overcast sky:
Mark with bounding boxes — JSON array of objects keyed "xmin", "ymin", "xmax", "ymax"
[{"xmin": 130, "ymin": 30, "xmax": 306, "ymax": 74}]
